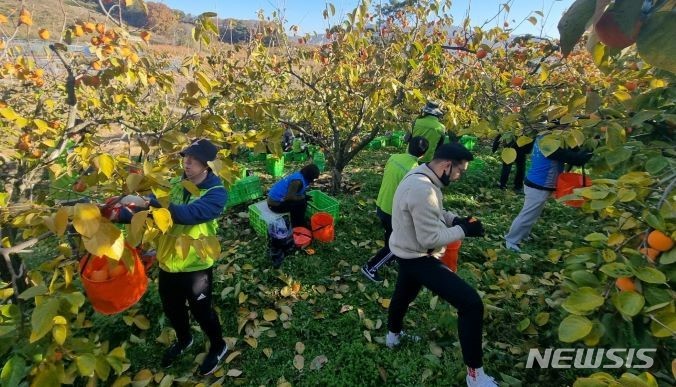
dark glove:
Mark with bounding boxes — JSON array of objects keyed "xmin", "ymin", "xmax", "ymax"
[
  {"xmin": 456, "ymin": 217, "xmax": 485, "ymax": 237},
  {"xmin": 451, "ymin": 216, "xmax": 471, "ymax": 227}
]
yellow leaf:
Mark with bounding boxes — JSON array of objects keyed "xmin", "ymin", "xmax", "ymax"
[
  {"xmin": 82, "ymin": 222, "xmax": 125, "ymax": 260},
  {"xmin": 98, "ymin": 154, "xmax": 115, "ymax": 178},
  {"xmin": 54, "ymin": 207, "xmax": 69, "ymax": 237},
  {"xmin": 111, "ymin": 376, "xmax": 132, "ymax": 387},
  {"xmin": 243, "ymin": 336, "xmax": 257, "ymax": 348},
  {"xmin": 19, "ymin": 9, "xmax": 32, "ymax": 26},
  {"xmin": 379, "ymin": 298, "xmax": 390, "ymax": 308},
  {"xmin": 127, "ymin": 173, "xmax": 144, "ymax": 192},
  {"xmin": 174, "ymin": 235, "xmax": 192, "ymax": 259},
  {"xmin": 52, "ymin": 324, "xmax": 67, "ymax": 345},
  {"xmin": 263, "ymin": 309, "xmax": 278, "ymax": 321},
  {"xmin": 133, "ymin": 369, "xmax": 153, "ymax": 386},
  {"xmin": 152, "ymin": 208, "xmax": 173, "ymax": 233},
  {"xmin": 0, "ymin": 14, "xmax": 8, "ymax": 24},
  {"xmin": 73, "ymin": 203, "xmax": 101, "ymax": 238},
  {"xmin": 181, "ymin": 180, "xmax": 201, "ymax": 197},
  {"xmin": 238, "ymin": 292, "xmax": 248, "ymax": 304},
  {"xmin": 295, "ymin": 341, "xmax": 305, "ymax": 354},
  {"xmin": 516, "ymin": 136, "xmax": 533, "ymax": 147},
  {"xmin": 225, "ymin": 351, "xmax": 241, "ymax": 363},
  {"xmin": 607, "ymin": 233, "xmax": 625, "ymax": 247},
  {"xmin": 133, "ymin": 315, "xmax": 150, "ymax": 330},
  {"xmin": 203, "ymin": 236, "xmax": 221, "ymax": 259},
  {"xmin": 130, "ymin": 211, "xmax": 148, "ymax": 245},
  {"xmin": 501, "ymin": 148, "xmax": 517, "ymax": 164}
]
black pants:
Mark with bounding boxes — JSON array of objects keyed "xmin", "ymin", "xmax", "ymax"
[
  {"xmin": 269, "ymin": 200, "xmax": 307, "ymax": 228},
  {"xmin": 158, "ymin": 268, "xmax": 223, "ymax": 346},
  {"xmin": 499, "ymin": 149, "xmax": 528, "ymax": 189},
  {"xmin": 388, "ymin": 256, "xmax": 484, "ymax": 368},
  {"xmin": 365, "ymin": 207, "xmax": 394, "ymax": 272}
]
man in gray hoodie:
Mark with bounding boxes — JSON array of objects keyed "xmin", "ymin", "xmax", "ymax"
[{"xmin": 386, "ymin": 143, "xmax": 497, "ymax": 387}]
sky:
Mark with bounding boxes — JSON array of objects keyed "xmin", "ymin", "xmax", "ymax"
[{"xmin": 160, "ymin": 0, "xmax": 575, "ymax": 39}]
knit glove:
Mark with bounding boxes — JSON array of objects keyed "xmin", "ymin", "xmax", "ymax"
[{"xmin": 456, "ymin": 217, "xmax": 485, "ymax": 237}]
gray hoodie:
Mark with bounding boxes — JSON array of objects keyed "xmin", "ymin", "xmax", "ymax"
[{"xmin": 389, "ymin": 164, "xmax": 466, "ymax": 259}]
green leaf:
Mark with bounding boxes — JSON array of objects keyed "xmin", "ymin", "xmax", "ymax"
[
  {"xmin": 605, "ymin": 148, "xmax": 632, "ymax": 166},
  {"xmin": 535, "ymin": 312, "xmax": 550, "ymax": 326},
  {"xmin": 76, "ymin": 354, "xmax": 97, "ymax": 377},
  {"xmin": 612, "ymin": 291, "xmax": 645, "ymax": 317},
  {"xmin": 636, "ymin": 11, "xmax": 676, "ymax": 74},
  {"xmin": 650, "ymin": 311, "xmax": 676, "ymax": 338},
  {"xmin": 634, "ymin": 267, "xmax": 666, "ymax": 284},
  {"xmin": 562, "ymin": 287, "xmax": 605, "ymax": 315},
  {"xmin": 18, "ymin": 284, "xmax": 48, "ymax": 300},
  {"xmin": 660, "ymin": 248, "xmax": 676, "ymax": 265},
  {"xmin": 600, "ymin": 262, "xmax": 633, "ymax": 278},
  {"xmin": 584, "ymin": 232, "xmax": 607, "ymax": 242},
  {"xmin": 645, "ymin": 156, "xmax": 668, "ymax": 175},
  {"xmin": 571, "ymin": 270, "xmax": 600, "ymax": 287},
  {"xmin": 539, "ymin": 135, "xmax": 561, "ymax": 157},
  {"xmin": 557, "ymin": 0, "xmax": 596, "ymax": 57},
  {"xmin": 501, "ymin": 148, "xmax": 517, "ymax": 164},
  {"xmin": 29, "ymin": 297, "xmax": 59, "ymax": 343},
  {"xmin": 583, "ymin": 320, "xmax": 606, "ymax": 347},
  {"xmin": 1, "ymin": 355, "xmax": 27, "ymax": 387},
  {"xmin": 559, "ymin": 315, "xmax": 593, "ymax": 343},
  {"xmin": 517, "ymin": 318, "xmax": 531, "ymax": 331}
]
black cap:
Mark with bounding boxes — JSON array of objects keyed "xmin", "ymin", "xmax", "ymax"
[
  {"xmin": 179, "ymin": 138, "xmax": 218, "ymax": 165},
  {"xmin": 433, "ymin": 143, "xmax": 474, "ymax": 162}
]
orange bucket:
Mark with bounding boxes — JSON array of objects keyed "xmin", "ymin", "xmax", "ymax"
[
  {"xmin": 555, "ymin": 172, "xmax": 591, "ymax": 207},
  {"xmin": 293, "ymin": 227, "xmax": 313, "ymax": 248},
  {"xmin": 440, "ymin": 240, "xmax": 462, "ymax": 272},
  {"xmin": 79, "ymin": 246, "xmax": 148, "ymax": 315},
  {"xmin": 311, "ymin": 212, "xmax": 334, "ymax": 243}
]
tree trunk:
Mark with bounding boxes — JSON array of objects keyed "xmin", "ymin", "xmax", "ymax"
[{"xmin": 330, "ymin": 166, "xmax": 343, "ymax": 195}]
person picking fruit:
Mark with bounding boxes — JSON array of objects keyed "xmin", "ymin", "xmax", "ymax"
[
  {"xmin": 385, "ymin": 143, "xmax": 497, "ymax": 387},
  {"xmin": 102, "ymin": 138, "xmax": 229, "ymax": 376}
]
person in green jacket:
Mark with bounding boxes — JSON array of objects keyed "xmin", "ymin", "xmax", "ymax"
[
  {"xmin": 108, "ymin": 138, "xmax": 229, "ymax": 376},
  {"xmin": 411, "ymin": 101, "xmax": 446, "ymax": 163},
  {"xmin": 361, "ymin": 136, "xmax": 429, "ymax": 283}
]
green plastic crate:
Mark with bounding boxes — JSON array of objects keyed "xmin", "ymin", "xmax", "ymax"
[
  {"xmin": 389, "ymin": 131, "xmax": 406, "ymax": 147},
  {"xmin": 291, "ymin": 152, "xmax": 308, "ymax": 162},
  {"xmin": 366, "ymin": 136, "xmax": 387, "ymax": 150},
  {"xmin": 248, "ymin": 152, "xmax": 267, "ymax": 162},
  {"xmin": 459, "ymin": 135, "xmax": 478, "ymax": 151},
  {"xmin": 306, "ymin": 190, "xmax": 340, "ymax": 219},
  {"xmin": 315, "ymin": 160, "xmax": 326, "ymax": 172},
  {"xmin": 226, "ymin": 175, "xmax": 263, "ymax": 209},
  {"xmin": 266, "ymin": 154, "xmax": 285, "ymax": 177},
  {"xmin": 312, "ymin": 151, "xmax": 325, "ymax": 161},
  {"xmin": 248, "ymin": 200, "xmax": 287, "ymax": 237}
]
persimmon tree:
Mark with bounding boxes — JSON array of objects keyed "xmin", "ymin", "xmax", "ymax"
[{"xmin": 0, "ymin": 5, "xmax": 274, "ymax": 384}]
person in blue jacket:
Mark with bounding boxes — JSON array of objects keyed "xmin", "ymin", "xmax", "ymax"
[
  {"xmin": 107, "ymin": 138, "xmax": 229, "ymax": 376},
  {"xmin": 505, "ymin": 134, "xmax": 592, "ymax": 251},
  {"xmin": 267, "ymin": 163, "xmax": 321, "ymax": 228}
]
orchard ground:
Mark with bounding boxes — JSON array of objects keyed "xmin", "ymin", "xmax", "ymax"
[{"xmin": 31, "ymin": 141, "xmax": 608, "ymax": 386}]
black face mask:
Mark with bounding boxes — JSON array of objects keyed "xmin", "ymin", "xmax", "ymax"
[{"xmin": 439, "ymin": 164, "xmax": 452, "ymax": 186}]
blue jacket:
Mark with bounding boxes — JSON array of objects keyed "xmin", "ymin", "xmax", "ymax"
[
  {"xmin": 119, "ymin": 172, "xmax": 227, "ymax": 224},
  {"xmin": 525, "ymin": 136, "xmax": 592, "ymax": 191},
  {"xmin": 268, "ymin": 171, "xmax": 308, "ymax": 202}
]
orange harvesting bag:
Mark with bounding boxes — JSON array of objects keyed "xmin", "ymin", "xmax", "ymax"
[
  {"xmin": 79, "ymin": 246, "xmax": 148, "ymax": 315},
  {"xmin": 440, "ymin": 240, "xmax": 462, "ymax": 272}
]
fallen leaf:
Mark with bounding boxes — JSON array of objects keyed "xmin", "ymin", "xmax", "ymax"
[
  {"xmin": 295, "ymin": 341, "xmax": 305, "ymax": 355},
  {"xmin": 293, "ymin": 354, "xmax": 304, "ymax": 370},
  {"xmin": 310, "ymin": 355, "xmax": 328, "ymax": 370},
  {"xmin": 226, "ymin": 369, "xmax": 242, "ymax": 377}
]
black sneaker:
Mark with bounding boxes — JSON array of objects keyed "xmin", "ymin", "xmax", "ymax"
[
  {"xmin": 361, "ymin": 264, "xmax": 383, "ymax": 283},
  {"xmin": 198, "ymin": 341, "xmax": 228, "ymax": 376},
  {"xmin": 161, "ymin": 337, "xmax": 193, "ymax": 368}
]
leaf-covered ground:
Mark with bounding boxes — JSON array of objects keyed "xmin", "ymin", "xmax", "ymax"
[{"xmin": 84, "ymin": 144, "xmax": 603, "ymax": 386}]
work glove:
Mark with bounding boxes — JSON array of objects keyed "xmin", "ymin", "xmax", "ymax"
[
  {"xmin": 456, "ymin": 217, "xmax": 485, "ymax": 237},
  {"xmin": 451, "ymin": 216, "xmax": 471, "ymax": 227},
  {"xmin": 119, "ymin": 195, "xmax": 149, "ymax": 208},
  {"xmin": 100, "ymin": 196, "xmax": 122, "ymax": 221}
]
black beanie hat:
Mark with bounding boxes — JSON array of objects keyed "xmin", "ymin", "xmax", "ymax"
[
  {"xmin": 179, "ymin": 138, "xmax": 219, "ymax": 166},
  {"xmin": 408, "ymin": 136, "xmax": 429, "ymax": 157},
  {"xmin": 433, "ymin": 142, "xmax": 474, "ymax": 162}
]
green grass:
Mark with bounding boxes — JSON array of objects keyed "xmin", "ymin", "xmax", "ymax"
[{"xmin": 26, "ymin": 143, "xmax": 610, "ymax": 385}]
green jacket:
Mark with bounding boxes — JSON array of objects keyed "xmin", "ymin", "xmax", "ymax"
[
  {"xmin": 376, "ymin": 153, "xmax": 419, "ymax": 215},
  {"xmin": 412, "ymin": 115, "xmax": 446, "ymax": 163},
  {"xmin": 155, "ymin": 176, "xmax": 225, "ymax": 272}
]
